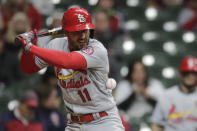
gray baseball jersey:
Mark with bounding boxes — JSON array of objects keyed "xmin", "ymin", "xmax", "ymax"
[
  {"xmin": 151, "ymin": 85, "xmax": 197, "ymax": 131},
  {"xmin": 35, "ymin": 37, "xmax": 116, "ymax": 114}
]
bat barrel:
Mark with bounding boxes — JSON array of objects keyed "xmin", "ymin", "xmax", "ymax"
[{"xmin": 38, "ymin": 26, "xmax": 63, "ymax": 37}]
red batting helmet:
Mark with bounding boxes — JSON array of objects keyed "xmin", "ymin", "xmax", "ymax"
[
  {"xmin": 180, "ymin": 57, "xmax": 197, "ymax": 72},
  {"xmin": 62, "ymin": 7, "xmax": 95, "ymax": 32}
]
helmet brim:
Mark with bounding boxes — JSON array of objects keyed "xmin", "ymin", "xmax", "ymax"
[{"xmin": 64, "ymin": 23, "xmax": 95, "ymax": 32}]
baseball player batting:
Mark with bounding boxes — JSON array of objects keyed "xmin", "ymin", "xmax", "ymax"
[{"xmin": 16, "ymin": 7, "xmax": 124, "ymax": 131}]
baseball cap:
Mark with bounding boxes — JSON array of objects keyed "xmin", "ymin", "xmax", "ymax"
[
  {"xmin": 180, "ymin": 57, "xmax": 197, "ymax": 73},
  {"xmin": 19, "ymin": 90, "xmax": 38, "ymax": 108}
]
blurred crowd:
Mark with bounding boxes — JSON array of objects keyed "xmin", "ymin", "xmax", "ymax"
[{"xmin": 0, "ymin": 0, "xmax": 197, "ymax": 131}]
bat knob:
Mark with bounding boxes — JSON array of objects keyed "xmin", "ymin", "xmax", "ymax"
[{"xmin": 15, "ymin": 36, "xmax": 22, "ymax": 45}]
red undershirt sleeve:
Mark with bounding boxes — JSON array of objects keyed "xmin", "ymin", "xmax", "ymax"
[
  {"xmin": 30, "ymin": 45, "xmax": 87, "ymax": 70},
  {"xmin": 20, "ymin": 52, "xmax": 41, "ymax": 74}
]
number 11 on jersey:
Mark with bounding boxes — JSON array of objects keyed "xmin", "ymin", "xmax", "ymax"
[{"xmin": 78, "ymin": 88, "xmax": 91, "ymax": 103}]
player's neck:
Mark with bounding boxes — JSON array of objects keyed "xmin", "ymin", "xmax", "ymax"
[
  {"xmin": 68, "ymin": 43, "xmax": 79, "ymax": 51},
  {"xmin": 68, "ymin": 44, "xmax": 74, "ymax": 51},
  {"xmin": 180, "ymin": 85, "xmax": 196, "ymax": 93}
]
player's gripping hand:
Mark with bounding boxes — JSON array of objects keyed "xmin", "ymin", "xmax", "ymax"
[
  {"xmin": 16, "ymin": 30, "xmax": 37, "ymax": 52},
  {"xmin": 17, "ymin": 36, "xmax": 33, "ymax": 52}
]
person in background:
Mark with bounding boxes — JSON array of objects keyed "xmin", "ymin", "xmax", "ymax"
[
  {"xmin": 114, "ymin": 59, "xmax": 165, "ymax": 130},
  {"xmin": 37, "ymin": 11, "xmax": 64, "ymax": 48},
  {"xmin": 49, "ymin": 11, "xmax": 64, "ymax": 29},
  {"xmin": 0, "ymin": 12, "xmax": 30, "ymax": 86},
  {"xmin": 178, "ymin": 0, "xmax": 197, "ymax": 31},
  {"xmin": 5, "ymin": 12, "xmax": 31, "ymax": 53},
  {"xmin": 151, "ymin": 56, "xmax": 197, "ymax": 131},
  {"xmin": 0, "ymin": 0, "xmax": 42, "ymax": 33},
  {"xmin": 35, "ymin": 83, "xmax": 65, "ymax": 131},
  {"xmin": 93, "ymin": 9, "xmax": 112, "ymax": 49},
  {"xmin": 95, "ymin": 0, "xmax": 125, "ymax": 35},
  {"xmin": 0, "ymin": 38, "xmax": 23, "ymax": 86},
  {"xmin": 0, "ymin": 90, "xmax": 43, "ymax": 131},
  {"xmin": 29, "ymin": 0, "xmax": 55, "ymax": 17}
]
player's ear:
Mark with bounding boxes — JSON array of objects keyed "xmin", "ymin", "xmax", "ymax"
[{"xmin": 180, "ymin": 72, "xmax": 184, "ymax": 79}]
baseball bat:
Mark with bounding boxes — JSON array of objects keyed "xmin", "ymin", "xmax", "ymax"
[
  {"xmin": 15, "ymin": 26, "xmax": 63, "ymax": 45},
  {"xmin": 37, "ymin": 26, "xmax": 63, "ymax": 37}
]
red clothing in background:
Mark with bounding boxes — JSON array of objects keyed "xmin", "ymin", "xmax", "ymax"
[
  {"xmin": 1, "ymin": 4, "xmax": 42, "ymax": 31},
  {"xmin": 0, "ymin": 111, "xmax": 43, "ymax": 131}
]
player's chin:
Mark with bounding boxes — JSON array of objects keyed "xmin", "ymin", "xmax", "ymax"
[{"xmin": 78, "ymin": 42, "xmax": 87, "ymax": 49}]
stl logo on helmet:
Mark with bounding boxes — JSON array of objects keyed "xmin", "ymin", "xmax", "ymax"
[
  {"xmin": 188, "ymin": 59, "xmax": 194, "ymax": 68},
  {"xmin": 78, "ymin": 14, "xmax": 86, "ymax": 23}
]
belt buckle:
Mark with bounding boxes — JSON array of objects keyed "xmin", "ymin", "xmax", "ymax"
[{"xmin": 77, "ymin": 115, "xmax": 81, "ymax": 122}]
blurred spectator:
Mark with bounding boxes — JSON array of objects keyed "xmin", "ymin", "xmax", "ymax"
[
  {"xmin": 0, "ymin": 12, "xmax": 30, "ymax": 86},
  {"xmin": 49, "ymin": 11, "xmax": 63, "ymax": 29},
  {"xmin": 0, "ymin": 38, "xmax": 23, "ymax": 86},
  {"xmin": 37, "ymin": 11, "xmax": 64, "ymax": 48},
  {"xmin": 93, "ymin": 9, "xmax": 112, "ymax": 48},
  {"xmin": 114, "ymin": 59, "xmax": 165, "ymax": 130},
  {"xmin": 41, "ymin": 66, "xmax": 57, "ymax": 87},
  {"xmin": 0, "ymin": 0, "xmax": 42, "ymax": 34},
  {"xmin": 151, "ymin": 57, "xmax": 197, "ymax": 131},
  {"xmin": 95, "ymin": 0, "xmax": 125, "ymax": 35},
  {"xmin": 178, "ymin": 0, "xmax": 197, "ymax": 31},
  {"xmin": 29, "ymin": 0, "xmax": 55, "ymax": 16},
  {"xmin": 0, "ymin": 90, "xmax": 43, "ymax": 131},
  {"xmin": 35, "ymin": 84, "xmax": 65, "ymax": 131},
  {"xmin": 5, "ymin": 12, "xmax": 30, "ymax": 53}
]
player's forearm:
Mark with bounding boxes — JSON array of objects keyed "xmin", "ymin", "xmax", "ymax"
[
  {"xmin": 20, "ymin": 52, "xmax": 41, "ymax": 74},
  {"xmin": 152, "ymin": 123, "xmax": 163, "ymax": 131},
  {"xmin": 30, "ymin": 45, "xmax": 87, "ymax": 69}
]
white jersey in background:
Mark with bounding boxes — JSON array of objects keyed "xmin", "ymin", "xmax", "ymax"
[{"xmin": 151, "ymin": 85, "xmax": 197, "ymax": 131}]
